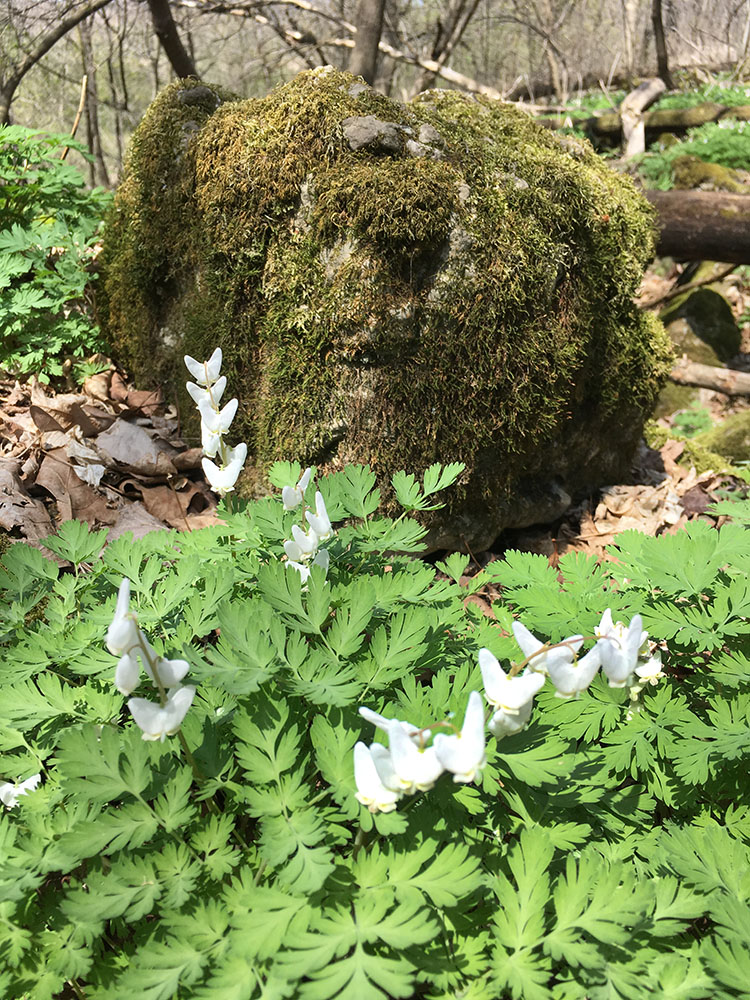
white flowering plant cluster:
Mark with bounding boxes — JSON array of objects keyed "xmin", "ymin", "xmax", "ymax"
[
  {"xmin": 1, "ymin": 363, "xmax": 750, "ymax": 999},
  {"xmin": 354, "ymin": 611, "xmax": 665, "ymax": 815}
]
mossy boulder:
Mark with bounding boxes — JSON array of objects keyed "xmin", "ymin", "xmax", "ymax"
[
  {"xmin": 694, "ymin": 411, "xmax": 750, "ymax": 464},
  {"xmin": 671, "ymin": 155, "xmax": 747, "ymax": 193},
  {"xmin": 100, "ymin": 69, "xmax": 673, "ymax": 550},
  {"xmin": 661, "ymin": 287, "xmax": 741, "ymax": 364}
]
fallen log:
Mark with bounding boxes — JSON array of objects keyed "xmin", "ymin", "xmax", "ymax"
[
  {"xmin": 670, "ymin": 357, "xmax": 750, "ymax": 397},
  {"xmin": 644, "ymin": 190, "xmax": 750, "ymax": 263},
  {"xmin": 538, "ymin": 102, "xmax": 750, "ymax": 137}
]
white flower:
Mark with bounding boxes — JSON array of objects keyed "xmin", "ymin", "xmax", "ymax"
[
  {"xmin": 223, "ymin": 442, "xmax": 247, "ymax": 467},
  {"xmin": 106, "ymin": 578, "xmax": 140, "ymax": 657},
  {"xmin": 358, "ymin": 706, "xmax": 420, "ymax": 744},
  {"xmin": 114, "ymin": 651, "xmax": 141, "ymax": 696},
  {"xmin": 282, "ymin": 467, "xmax": 313, "ymax": 510},
  {"xmin": 0, "ymin": 774, "xmax": 41, "ymax": 808},
  {"xmin": 387, "ymin": 720, "xmax": 444, "ymax": 793},
  {"xmin": 488, "ymin": 700, "xmax": 534, "ymax": 738},
  {"xmin": 153, "ymin": 655, "xmax": 191, "ymax": 688},
  {"xmin": 635, "ymin": 649, "xmax": 665, "ymax": 685},
  {"xmin": 512, "ymin": 621, "xmax": 583, "ymax": 675},
  {"xmin": 286, "ymin": 548, "xmax": 329, "ymax": 584},
  {"xmin": 369, "ymin": 743, "xmax": 403, "ymax": 792},
  {"xmin": 546, "ymin": 646, "xmax": 601, "ymax": 699},
  {"xmin": 284, "ymin": 523, "xmax": 320, "ymax": 563},
  {"xmin": 198, "ymin": 396, "xmax": 238, "ymax": 435},
  {"xmin": 128, "ymin": 686, "xmax": 196, "ymax": 741},
  {"xmin": 596, "ymin": 609, "xmax": 647, "ymax": 687},
  {"xmin": 433, "ymin": 691, "xmax": 487, "ymax": 783},
  {"xmin": 201, "ymin": 422, "xmax": 223, "ymax": 458},
  {"xmin": 306, "ymin": 491, "xmax": 333, "ymax": 541},
  {"xmin": 479, "ymin": 647, "xmax": 545, "ymax": 712},
  {"xmin": 353, "ymin": 742, "xmax": 401, "ymax": 813},
  {"xmin": 184, "ymin": 347, "xmax": 222, "ymax": 386},
  {"xmin": 186, "ymin": 374, "xmax": 227, "ymax": 408},
  {"xmin": 201, "ymin": 448, "xmax": 246, "ymax": 496}
]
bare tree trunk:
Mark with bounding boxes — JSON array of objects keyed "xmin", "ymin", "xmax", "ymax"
[
  {"xmin": 0, "ymin": 0, "xmax": 115, "ymax": 123},
  {"xmin": 348, "ymin": 0, "xmax": 386, "ymax": 84},
  {"xmin": 652, "ymin": 0, "xmax": 674, "ymax": 88},
  {"xmin": 79, "ymin": 17, "xmax": 110, "ymax": 187},
  {"xmin": 144, "ymin": 0, "xmax": 198, "ymax": 79}
]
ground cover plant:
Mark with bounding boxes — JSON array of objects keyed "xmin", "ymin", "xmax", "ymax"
[
  {"xmin": 0, "ymin": 125, "xmax": 111, "ymax": 383},
  {"xmin": 1, "ymin": 370, "xmax": 750, "ymax": 999},
  {"xmin": 635, "ymin": 119, "xmax": 750, "ymax": 189}
]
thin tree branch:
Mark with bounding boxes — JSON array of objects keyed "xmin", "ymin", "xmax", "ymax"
[{"xmin": 1, "ymin": 0, "xmax": 116, "ymax": 122}]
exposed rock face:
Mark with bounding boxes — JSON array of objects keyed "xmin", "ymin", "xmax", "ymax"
[{"xmin": 101, "ymin": 68, "xmax": 673, "ymax": 551}]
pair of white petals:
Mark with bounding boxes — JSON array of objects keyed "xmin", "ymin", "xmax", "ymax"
[
  {"xmin": 282, "ymin": 467, "xmax": 313, "ymax": 510},
  {"xmin": 0, "ymin": 774, "xmax": 41, "ymax": 809},
  {"xmin": 184, "ymin": 348, "xmax": 222, "ymax": 387},
  {"xmin": 187, "ymin": 374, "xmax": 227, "ymax": 409},
  {"xmin": 115, "ymin": 647, "xmax": 190, "ymax": 697},
  {"xmin": 128, "ymin": 686, "xmax": 196, "ymax": 742},
  {"xmin": 202, "ymin": 443, "xmax": 247, "ymax": 496},
  {"xmin": 595, "ymin": 609, "xmax": 647, "ymax": 687}
]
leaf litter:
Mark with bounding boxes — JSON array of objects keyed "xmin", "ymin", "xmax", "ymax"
[{"xmin": 0, "ymin": 358, "xmax": 219, "ymax": 554}]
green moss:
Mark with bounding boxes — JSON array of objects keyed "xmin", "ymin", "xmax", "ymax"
[
  {"xmin": 671, "ymin": 155, "xmax": 747, "ymax": 192},
  {"xmin": 693, "ymin": 410, "xmax": 750, "ymax": 464},
  {"xmin": 644, "ymin": 419, "xmax": 740, "ymax": 475},
  {"xmin": 101, "ymin": 69, "xmax": 673, "ymax": 524}
]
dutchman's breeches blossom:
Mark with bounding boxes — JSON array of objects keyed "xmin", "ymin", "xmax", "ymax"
[
  {"xmin": 433, "ymin": 691, "xmax": 487, "ymax": 783},
  {"xmin": 387, "ymin": 720, "xmax": 444, "ymax": 792},
  {"xmin": 512, "ymin": 621, "xmax": 583, "ymax": 674},
  {"xmin": 282, "ymin": 467, "xmax": 313, "ymax": 510},
  {"xmin": 354, "ymin": 742, "xmax": 401, "ymax": 813},
  {"xmin": 185, "ymin": 349, "xmax": 247, "ymax": 497},
  {"xmin": 107, "ymin": 578, "xmax": 195, "ymax": 741},
  {"xmin": 546, "ymin": 646, "xmax": 602, "ymax": 699},
  {"xmin": 596, "ymin": 609, "xmax": 647, "ymax": 687},
  {"xmin": 0, "ymin": 774, "xmax": 41, "ymax": 809},
  {"xmin": 479, "ymin": 647, "xmax": 545, "ymax": 712},
  {"xmin": 306, "ymin": 491, "xmax": 333, "ymax": 541},
  {"xmin": 128, "ymin": 686, "xmax": 196, "ymax": 742}
]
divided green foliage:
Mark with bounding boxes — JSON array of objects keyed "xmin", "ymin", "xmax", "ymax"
[
  {"xmin": 0, "ymin": 125, "xmax": 111, "ymax": 381},
  {"xmin": 0, "ymin": 466, "xmax": 749, "ymax": 998}
]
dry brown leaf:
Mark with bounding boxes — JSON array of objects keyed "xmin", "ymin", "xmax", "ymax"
[
  {"xmin": 110, "ymin": 372, "xmax": 164, "ymax": 416},
  {"xmin": 107, "ymin": 502, "xmax": 169, "ymax": 541},
  {"xmin": 83, "ymin": 370, "xmax": 113, "ymax": 403},
  {"xmin": 35, "ymin": 449, "xmax": 116, "ymax": 526},
  {"xmin": 173, "ymin": 447, "xmax": 204, "ymax": 471},
  {"xmin": 139, "ymin": 481, "xmax": 210, "ymax": 528},
  {"xmin": 30, "ymin": 379, "xmax": 100, "ymax": 437},
  {"xmin": 95, "ymin": 421, "xmax": 179, "ymax": 477},
  {"xmin": 0, "ymin": 458, "xmax": 56, "ymax": 544}
]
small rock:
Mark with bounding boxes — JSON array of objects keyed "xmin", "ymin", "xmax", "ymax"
[
  {"xmin": 418, "ymin": 123, "xmax": 444, "ymax": 147},
  {"xmin": 341, "ymin": 115, "xmax": 404, "ymax": 154}
]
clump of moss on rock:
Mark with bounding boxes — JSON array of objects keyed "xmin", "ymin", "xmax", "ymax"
[{"xmin": 100, "ymin": 68, "xmax": 673, "ymax": 550}]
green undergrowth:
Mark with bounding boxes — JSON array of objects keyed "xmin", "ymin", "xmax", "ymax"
[
  {"xmin": 1, "ymin": 462, "xmax": 749, "ymax": 999},
  {"xmin": 0, "ymin": 125, "xmax": 111, "ymax": 382},
  {"xmin": 635, "ymin": 120, "xmax": 750, "ymax": 190}
]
